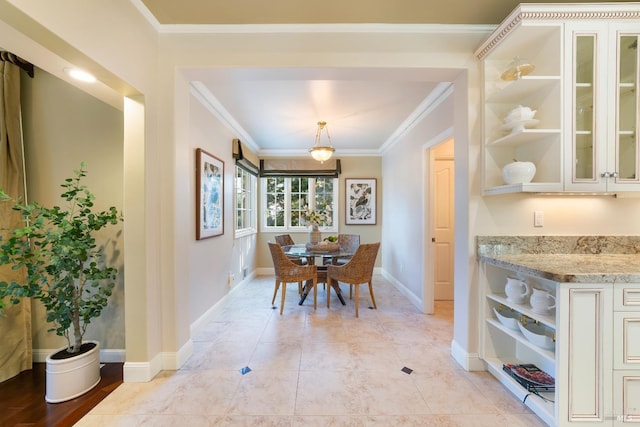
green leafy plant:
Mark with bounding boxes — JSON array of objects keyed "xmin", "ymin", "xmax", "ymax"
[{"xmin": 0, "ymin": 163, "xmax": 122, "ymax": 355}]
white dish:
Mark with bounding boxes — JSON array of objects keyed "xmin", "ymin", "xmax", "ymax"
[
  {"xmin": 504, "ymin": 105, "xmax": 536, "ymax": 123},
  {"xmin": 502, "ymin": 161, "xmax": 536, "ymax": 185},
  {"xmin": 518, "ymin": 321, "xmax": 555, "ymax": 350},
  {"xmin": 500, "ymin": 119, "xmax": 540, "ymax": 134},
  {"xmin": 493, "ymin": 306, "xmax": 520, "ymax": 330}
]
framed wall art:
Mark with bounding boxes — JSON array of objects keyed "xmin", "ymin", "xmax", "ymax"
[
  {"xmin": 346, "ymin": 178, "xmax": 376, "ymax": 225},
  {"xmin": 196, "ymin": 148, "xmax": 224, "ymax": 239}
]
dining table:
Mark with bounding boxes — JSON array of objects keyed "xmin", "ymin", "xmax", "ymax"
[{"xmin": 283, "ymin": 245, "xmax": 354, "ymax": 306}]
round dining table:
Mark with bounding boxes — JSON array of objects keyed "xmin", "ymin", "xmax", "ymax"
[{"xmin": 283, "ymin": 245, "xmax": 354, "ymax": 306}]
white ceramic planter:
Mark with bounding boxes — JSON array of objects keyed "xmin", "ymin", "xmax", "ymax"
[{"xmin": 45, "ymin": 341, "xmax": 101, "ymax": 403}]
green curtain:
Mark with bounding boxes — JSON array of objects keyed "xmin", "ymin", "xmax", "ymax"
[{"xmin": 0, "ymin": 59, "xmax": 32, "ymax": 382}]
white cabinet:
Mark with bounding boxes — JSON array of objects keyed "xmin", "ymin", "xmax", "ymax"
[
  {"xmin": 479, "ymin": 261, "xmax": 619, "ymax": 426},
  {"xmin": 564, "ymin": 22, "xmax": 640, "ymax": 193},
  {"xmin": 476, "ymin": 4, "xmax": 640, "ymax": 195},
  {"xmin": 612, "ymin": 284, "xmax": 640, "ymax": 424}
]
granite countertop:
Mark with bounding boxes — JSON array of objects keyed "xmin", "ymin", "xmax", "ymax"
[
  {"xmin": 478, "ymin": 253, "xmax": 640, "ymax": 283},
  {"xmin": 476, "ymin": 236, "xmax": 640, "ymax": 283}
]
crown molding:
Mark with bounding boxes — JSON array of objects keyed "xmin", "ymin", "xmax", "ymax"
[
  {"xmin": 189, "ymin": 81, "xmax": 261, "ymax": 154},
  {"xmin": 475, "ymin": 3, "xmax": 640, "ymax": 60},
  {"xmin": 379, "ymin": 82, "xmax": 454, "ymax": 155},
  {"xmin": 155, "ymin": 23, "xmax": 493, "ymax": 35}
]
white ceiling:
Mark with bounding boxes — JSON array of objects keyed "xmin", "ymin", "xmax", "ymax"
[{"xmin": 188, "ymin": 67, "xmax": 454, "ymax": 156}]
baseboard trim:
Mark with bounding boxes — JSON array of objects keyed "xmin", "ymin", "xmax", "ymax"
[
  {"xmin": 161, "ymin": 339, "xmax": 193, "ymax": 370},
  {"xmin": 123, "ymin": 352, "xmax": 162, "ymax": 382},
  {"xmin": 380, "ymin": 269, "xmax": 423, "ymax": 311},
  {"xmin": 451, "ymin": 339, "xmax": 485, "ymax": 371},
  {"xmin": 190, "ymin": 271, "xmax": 256, "ymax": 338}
]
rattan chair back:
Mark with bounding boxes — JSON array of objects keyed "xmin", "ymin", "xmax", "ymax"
[
  {"xmin": 274, "ymin": 234, "xmax": 295, "ymax": 246},
  {"xmin": 327, "ymin": 234, "xmax": 360, "ymax": 266},
  {"xmin": 338, "ymin": 234, "xmax": 360, "ymax": 252}
]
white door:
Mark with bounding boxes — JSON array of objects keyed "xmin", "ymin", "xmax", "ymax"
[{"xmin": 433, "ymin": 151, "xmax": 454, "ymax": 300}]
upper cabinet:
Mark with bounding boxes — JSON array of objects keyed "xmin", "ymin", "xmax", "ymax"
[
  {"xmin": 476, "ymin": 4, "xmax": 640, "ymax": 195},
  {"xmin": 565, "ymin": 22, "xmax": 640, "ymax": 192}
]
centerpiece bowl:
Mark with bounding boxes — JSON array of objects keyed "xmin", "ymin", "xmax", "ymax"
[{"xmin": 305, "ymin": 241, "xmax": 340, "ymax": 252}]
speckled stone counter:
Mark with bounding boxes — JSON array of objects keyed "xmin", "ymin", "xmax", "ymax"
[{"xmin": 477, "ymin": 236, "xmax": 640, "ymax": 283}]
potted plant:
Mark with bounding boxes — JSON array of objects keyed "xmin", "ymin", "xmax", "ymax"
[{"xmin": 0, "ymin": 163, "xmax": 122, "ymax": 402}]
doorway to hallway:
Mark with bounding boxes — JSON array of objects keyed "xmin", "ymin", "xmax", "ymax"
[{"xmin": 430, "ymin": 138, "xmax": 454, "ymax": 301}]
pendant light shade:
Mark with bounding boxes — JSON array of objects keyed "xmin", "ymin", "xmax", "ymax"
[{"xmin": 309, "ymin": 121, "xmax": 335, "ymax": 163}]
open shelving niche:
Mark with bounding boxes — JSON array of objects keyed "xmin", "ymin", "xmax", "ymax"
[
  {"xmin": 479, "ymin": 20, "xmax": 563, "ymax": 195},
  {"xmin": 480, "ymin": 262, "xmax": 557, "ymax": 427}
]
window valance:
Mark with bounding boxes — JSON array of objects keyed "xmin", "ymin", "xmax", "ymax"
[
  {"xmin": 259, "ymin": 158, "xmax": 341, "ymax": 178},
  {"xmin": 232, "ymin": 138, "xmax": 259, "ymax": 176}
]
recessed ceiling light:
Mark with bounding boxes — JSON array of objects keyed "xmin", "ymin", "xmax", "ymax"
[{"xmin": 64, "ymin": 67, "xmax": 96, "ymax": 83}]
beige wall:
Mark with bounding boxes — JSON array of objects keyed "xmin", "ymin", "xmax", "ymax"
[
  {"xmin": 185, "ymin": 90, "xmax": 258, "ymax": 324},
  {"xmin": 257, "ymin": 156, "xmax": 383, "ymax": 269},
  {"xmin": 20, "ymin": 67, "xmax": 125, "ymax": 353}
]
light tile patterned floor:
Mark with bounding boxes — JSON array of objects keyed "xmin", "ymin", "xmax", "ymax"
[{"xmin": 76, "ymin": 275, "xmax": 548, "ymax": 426}]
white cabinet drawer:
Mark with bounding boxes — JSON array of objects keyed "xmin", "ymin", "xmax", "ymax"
[{"xmin": 615, "ymin": 285, "xmax": 640, "ymax": 312}]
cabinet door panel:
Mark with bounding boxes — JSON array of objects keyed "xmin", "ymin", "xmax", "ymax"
[
  {"xmin": 567, "ymin": 288, "xmax": 607, "ymax": 422},
  {"xmin": 564, "ymin": 23, "xmax": 609, "ymax": 192},
  {"xmin": 613, "ymin": 372, "xmax": 640, "ymax": 424},
  {"xmin": 574, "ymin": 35, "xmax": 597, "ymax": 181},
  {"xmin": 615, "ymin": 33, "xmax": 639, "ymax": 183},
  {"xmin": 614, "ymin": 312, "xmax": 640, "ymax": 370}
]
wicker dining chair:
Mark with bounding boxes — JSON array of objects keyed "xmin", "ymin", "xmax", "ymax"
[
  {"xmin": 326, "ymin": 242, "xmax": 380, "ymax": 317},
  {"xmin": 275, "ymin": 234, "xmax": 308, "ymax": 267},
  {"xmin": 268, "ymin": 242, "xmax": 318, "ymax": 315}
]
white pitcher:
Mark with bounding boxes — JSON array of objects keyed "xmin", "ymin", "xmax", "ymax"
[
  {"xmin": 504, "ymin": 277, "xmax": 530, "ymax": 304},
  {"xmin": 530, "ymin": 288, "xmax": 556, "ymax": 314}
]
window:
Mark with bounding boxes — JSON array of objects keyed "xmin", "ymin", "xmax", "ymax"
[
  {"xmin": 235, "ymin": 166, "xmax": 257, "ymax": 237},
  {"xmin": 261, "ymin": 176, "xmax": 338, "ymax": 232}
]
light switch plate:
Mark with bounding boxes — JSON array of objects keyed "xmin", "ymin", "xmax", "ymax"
[{"xmin": 534, "ymin": 211, "xmax": 544, "ymax": 227}]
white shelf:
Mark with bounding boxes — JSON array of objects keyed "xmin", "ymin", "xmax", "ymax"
[
  {"xmin": 487, "ymin": 76, "xmax": 561, "ymax": 104},
  {"xmin": 487, "ymin": 319, "xmax": 556, "ymax": 365},
  {"xmin": 483, "ymin": 182, "xmax": 563, "ymax": 195},
  {"xmin": 487, "ymin": 294, "xmax": 556, "ymax": 328},
  {"xmin": 488, "ymin": 129, "xmax": 561, "ymax": 147},
  {"xmin": 485, "ymin": 358, "xmax": 555, "ymax": 427}
]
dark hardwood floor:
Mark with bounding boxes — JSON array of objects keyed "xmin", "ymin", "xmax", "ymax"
[{"xmin": 0, "ymin": 363, "xmax": 123, "ymax": 427}]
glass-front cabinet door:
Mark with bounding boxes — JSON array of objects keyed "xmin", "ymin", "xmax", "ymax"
[
  {"xmin": 573, "ymin": 34, "xmax": 597, "ymax": 182},
  {"xmin": 614, "ymin": 32, "xmax": 639, "ymax": 186},
  {"xmin": 566, "ymin": 26, "xmax": 608, "ymax": 192},
  {"xmin": 567, "ymin": 23, "xmax": 640, "ymax": 192}
]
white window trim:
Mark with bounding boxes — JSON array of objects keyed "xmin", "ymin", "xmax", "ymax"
[
  {"xmin": 234, "ymin": 166, "xmax": 257, "ymax": 238},
  {"xmin": 260, "ymin": 177, "xmax": 338, "ymax": 233}
]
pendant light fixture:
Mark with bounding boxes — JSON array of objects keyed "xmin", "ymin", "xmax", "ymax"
[{"xmin": 309, "ymin": 120, "xmax": 335, "ymax": 163}]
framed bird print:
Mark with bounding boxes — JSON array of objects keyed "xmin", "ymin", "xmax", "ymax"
[
  {"xmin": 346, "ymin": 178, "xmax": 376, "ymax": 225},
  {"xmin": 196, "ymin": 148, "xmax": 224, "ymax": 239}
]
